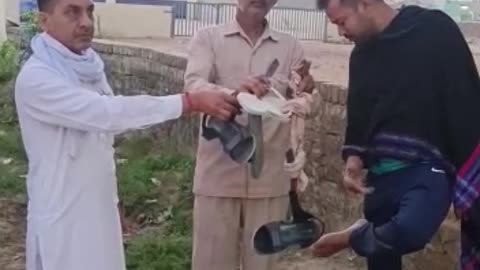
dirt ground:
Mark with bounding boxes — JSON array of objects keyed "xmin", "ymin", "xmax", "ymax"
[
  {"xmin": 95, "ymin": 36, "xmax": 480, "ymax": 88},
  {"xmin": 94, "ymin": 36, "xmax": 354, "ymax": 86},
  {"xmin": 0, "ymin": 199, "xmax": 26, "ymax": 270},
  {"xmin": 0, "ymin": 198, "xmax": 360, "ymax": 270}
]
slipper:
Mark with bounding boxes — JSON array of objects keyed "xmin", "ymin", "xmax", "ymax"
[{"xmin": 236, "ymin": 92, "xmax": 290, "ymax": 122}]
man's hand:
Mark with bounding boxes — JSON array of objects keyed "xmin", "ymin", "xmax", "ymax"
[
  {"xmin": 343, "ymin": 156, "xmax": 370, "ymax": 195},
  {"xmin": 289, "ymin": 60, "xmax": 315, "ymax": 94},
  {"xmin": 297, "ymin": 74, "xmax": 315, "ymax": 94},
  {"xmin": 296, "ymin": 60, "xmax": 315, "ymax": 94},
  {"xmin": 237, "ymin": 76, "xmax": 270, "ymax": 98},
  {"xmin": 185, "ymin": 90, "xmax": 240, "ymax": 121},
  {"xmin": 310, "ymin": 230, "xmax": 350, "ymax": 258},
  {"xmin": 311, "ymin": 219, "xmax": 367, "ymax": 257}
]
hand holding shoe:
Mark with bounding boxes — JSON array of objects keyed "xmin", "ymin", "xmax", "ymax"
[{"xmin": 183, "ymin": 90, "xmax": 240, "ymax": 121}]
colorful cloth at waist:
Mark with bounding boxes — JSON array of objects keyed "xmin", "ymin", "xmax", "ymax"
[
  {"xmin": 370, "ymin": 158, "xmax": 411, "ymax": 175},
  {"xmin": 456, "ymin": 144, "xmax": 480, "ymax": 270},
  {"xmin": 367, "ymin": 134, "xmax": 454, "ymax": 173}
]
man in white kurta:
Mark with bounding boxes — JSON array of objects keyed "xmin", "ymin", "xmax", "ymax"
[{"xmin": 14, "ymin": 1, "xmax": 239, "ymax": 269}]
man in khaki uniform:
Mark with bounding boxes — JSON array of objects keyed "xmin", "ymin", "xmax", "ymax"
[{"xmin": 184, "ymin": 0, "xmax": 316, "ymax": 269}]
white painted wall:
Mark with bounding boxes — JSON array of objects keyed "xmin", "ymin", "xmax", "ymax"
[
  {"xmin": 6, "ymin": 0, "xmax": 20, "ymax": 24},
  {"xmin": 94, "ymin": 3, "xmax": 174, "ymax": 38},
  {"xmin": 196, "ymin": 0, "xmax": 317, "ymax": 9},
  {"xmin": 277, "ymin": 0, "xmax": 316, "ymax": 9},
  {"xmin": 0, "ymin": 0, "xmax": 6, "ymax": 43},
  {"xmin": 386, "ymin": 0, "xmax": 447, "ymax": 9}
]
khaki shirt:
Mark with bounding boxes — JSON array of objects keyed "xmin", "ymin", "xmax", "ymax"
[{"xmin": 185, "ymin": 20, "xmax": 306, "ymax": 198}]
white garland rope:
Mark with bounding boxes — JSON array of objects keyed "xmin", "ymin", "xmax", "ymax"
[
  {"xmin": 282, "ymin": 72, "xmax": 321, "ymax": 192},
  {"xmin": 224, "ymin": 70, "xmax": 320, "ymax": 192}
]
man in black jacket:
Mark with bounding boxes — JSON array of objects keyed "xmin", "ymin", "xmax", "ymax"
[{"xmin": 310, "ymin": 0, "xmax": 480, "ymax": 269}]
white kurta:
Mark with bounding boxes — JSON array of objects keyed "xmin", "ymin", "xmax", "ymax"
[{"xmin": 15, "ymin": 56, "xmax": 183, "ymax": 270}]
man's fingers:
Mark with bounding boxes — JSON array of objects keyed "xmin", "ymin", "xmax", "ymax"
[
  {"xmin": 257, "ymin": 76, "xmax": 271, "ymax": 86},
  {"xmin": 244, "ymin": 80, "xmax": 261, "ymax": 96},
  {"xmin": 251, "ymin": 79, "xmax": 269, "ymax": 97},
  {"xmin": 296, "ymin": 60, "xmax": 311, "ymax": 77},
  {"xmin": 215, "ymin": 108, "xmax": 235, "ymax": 121},
  {"xmin": 238, "ymin": 77, "xmax": 271, "ymax": 97},
  {"xmin": 344, "ymin": 176, "xmax": 369, "ymax": 195},
  {"xmin": 304, "ymin": 60, "xmax": 311, "ymax": 72},
  {"xmin": 311, "ymin": 245, "xmax": 325, "ymax": 257},
  {"xmin": 310, "ymin": 234, "xmax": 343, "ymax": 258},
  {"xmin": 347, "ymin": 182, "xmax": 371, "ymax": 195},
  {"xmin": 248, "ymin": 77, "xmax": 269, "ymax": 96},
  {"xmin": 222, "ymin": 93, "xmax": 240, "ymax": 107},
  {"xmin": 239, "ymin": 81, "xmax": 254, "ymax": 95},
  {"xmin": 298, "ymin": 75, "xmax": 315, "ymax": 94},
  {"xmin": 346, "ymin": 181, "xmax": 365, "ymax": 194},
  {"xmin": 298, "ymin": 79, "xmax": 307, "ymax": 92},
  {"xmin": 349, "ymin": 185, "xmax": 367, "ymax": 195},
  {"xmin": 220, "ymin": 101, "xmax": 239, "ymax": 116},
  {"xmin": 250, "ymin": 82, "xmax": 263, "ymax": 96}
]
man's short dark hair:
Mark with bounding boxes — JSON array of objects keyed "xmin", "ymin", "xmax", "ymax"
[
  {"xmin": 317, "ymin": 0, "xmax": 356, "ymax": 9},
  {"xmin": 37, "ymin": 0, "xmax": 56, "ymax": 12},
  {"xmin": 317, "ymin": 0, "xmax": 339, "ymax": 10},
  {"xmin": 317, "ymin": 0, "xmax": 382, "ymax": 10}
]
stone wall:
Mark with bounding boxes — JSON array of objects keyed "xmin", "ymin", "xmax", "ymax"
[
  {"xmin": 75, "ymin": 40, "xmax": 462, "ymax": 270},
  {"xmin": 94, "ymin": 42, "xmax": 198, "ymax": 155}
]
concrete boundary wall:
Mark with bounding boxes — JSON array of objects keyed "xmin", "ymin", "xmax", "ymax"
[{"xmin": 94, "ymin": 3, "xmax": 174, "ymax": 39}]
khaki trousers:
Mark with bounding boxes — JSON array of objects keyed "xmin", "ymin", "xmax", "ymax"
[{"xmin": 192, "ymin": 195, "xmax": 289, "ymax": 270}]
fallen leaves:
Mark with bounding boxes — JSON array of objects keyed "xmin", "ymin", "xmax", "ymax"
[
  {"xmin": 150, "ymin": 177, "xmax": 161, "ymax": 186},
  {"xmin": 116, "ymin": 158, "xmax": 128, "ymax": 165},
  {"xmin": 1, "ymin": 158, "xmax": 12, "ymax": 165}
]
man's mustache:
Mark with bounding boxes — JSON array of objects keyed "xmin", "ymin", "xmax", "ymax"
[{"xmin": 76, "ymin": 29, "xmax": 94, "ymax": 37}]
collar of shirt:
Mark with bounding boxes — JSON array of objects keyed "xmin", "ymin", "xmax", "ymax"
[{"xmin": 223, "ymin": 19, "xmax": 280, "ymax": 45}]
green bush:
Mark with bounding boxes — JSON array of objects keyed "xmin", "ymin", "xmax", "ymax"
[
  {"xmin": 0, "ymin": 42, "xmax": 19, "ymax": 83},
  {"xmin": 20, "ymin": 12, "xmax": 41, "ymax": 35},
  {"xmin": 0, "ymin": 82, "xmax": 27, "ymax": 199}
]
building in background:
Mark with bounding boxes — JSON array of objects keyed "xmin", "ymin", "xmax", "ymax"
[
  {"xmin": 444, "ymin": 0, "xmax": 480, "ymax": 21},
  {"xmin": 6, "ymin": 0, "xmax": 20, "ymax": 25},
  {"xmin": 0, "ymin": 0, "xmax": 6, "ymax": 42},
  {"xmin": 192, "ymin": 0, "xmax": 316, "ymax": 9},
  {"xmin": 387, "ymin": 0, "xmax": 479, "ymax": 21}
]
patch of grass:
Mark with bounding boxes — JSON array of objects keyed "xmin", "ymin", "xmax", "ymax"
[
  {"xmin": 0, "ymin": 124, "xmax": 27, "ymax": 199},
  {"xmin": 115, "ymin": 136, "xmax": 155, "ymax": 160},
  {"xmin": 115, "ymin": 139, "xmax": 194, "ymax": 223},
  {"xmin": 0, "ymin": 42, "xmax": 19, "ymax": 83},
  {"xmin": 126, "ymin": 231, "xmax": 192, "ymax": 270},
  {"xmin": 0, "ymin": 75, "xmax": 27, "ymax": 199},
  {"xmin": 0, "ymin": 161, "xmax": 27, "ymax": 199},
  {"xmin": 0, "ymin": 125, "xmax": 26, "ymax": 160},
  {"xmin": 116, "ymin": 135, "xmax": 195, "ymax": 270}
]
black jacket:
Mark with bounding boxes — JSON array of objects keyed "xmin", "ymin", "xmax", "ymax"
[{"xmin": 343, "ymin": 6, "xmax": 480, "ymax": 169}]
